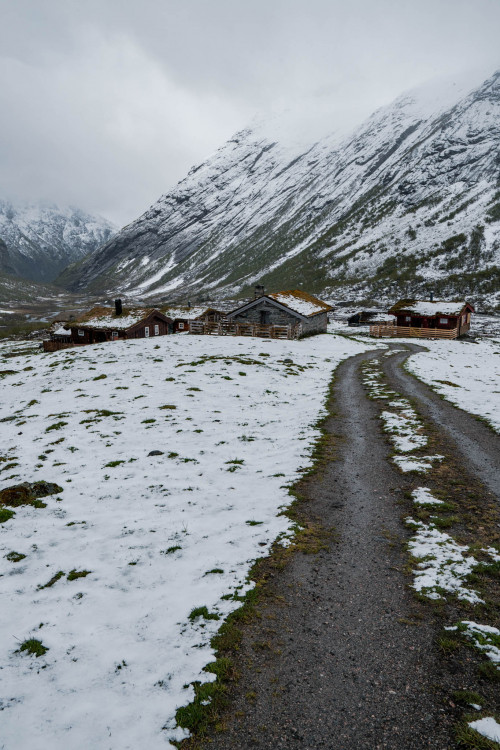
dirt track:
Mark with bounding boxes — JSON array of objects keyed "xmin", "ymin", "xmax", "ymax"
[{"xmin": 193, "ymin": 344, "xmax": 500, "ymax": 750}]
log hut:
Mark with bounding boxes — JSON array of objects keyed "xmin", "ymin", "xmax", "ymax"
[
  {"xmin": 370, "ymin": 298, "xmax": 474, "ymax": 339},
  {"xmin": 69, "ymin": 302, "xmax": 173, "ymax": 345},
  {"xmin": 190, "ymin": 289, "xmax": 333, "ymax": 339}
]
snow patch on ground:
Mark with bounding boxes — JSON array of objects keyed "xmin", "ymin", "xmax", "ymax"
[
  {"xmin": 381, "ymin": 408, "xmax": 428, "ymax": 452},
  {"xmin": 406, "ymin": 520, "xmax": 494, "ymax": 604},
  {"xmin": 459, "ymin": 621, "xmax": 500, "ymax": 667},
  {"xmin": 468, "ymin": 717, "xmax": 500, "ymax": 743},
  {"xmin": 411, "ymin": 487, "xmax": 444, "ymax": 505}
]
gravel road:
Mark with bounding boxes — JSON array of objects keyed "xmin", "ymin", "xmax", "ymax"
[{"xmin": 196, "ymin": 344, "xmax": 499, "ymax": 750}]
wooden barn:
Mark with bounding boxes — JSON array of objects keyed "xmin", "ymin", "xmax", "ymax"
[
  {"xmin": 190, "ymin": 289, "xmax": 332, "ymax": 339},
  {"xmin": 370, "ymin": 299, "xmax": 474, "ymax": 339},
  {"xmin": 69, "ymin": 303, "xmax": 174, "ymax": 344}
]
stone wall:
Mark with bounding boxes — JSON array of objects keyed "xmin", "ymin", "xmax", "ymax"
[{"xmin": 299, "ymin": 312, "xmax": 328, "ymax": 337}]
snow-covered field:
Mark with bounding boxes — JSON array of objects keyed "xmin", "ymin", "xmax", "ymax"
[{"xmin": 0, "ymin": 332, "xmax": 371, "ymax": 750}]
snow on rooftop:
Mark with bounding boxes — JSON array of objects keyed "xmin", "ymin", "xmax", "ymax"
[
  {"xmin": 268, "ymin": 290, "xmax": 332, "ymax": 317},
  {"xmin": 161, "ymin": 306, "xmax": 208, "ymax": 320},
  {"xmin": 77, "ymin": 307, "xmax": 156, "ymax": 330},
  {"xmin": 392, "ymin": 300, "xmax": 469, "ymax": 316}
]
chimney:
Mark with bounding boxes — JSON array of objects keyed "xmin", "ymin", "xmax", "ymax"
[
  {"xmin": 187, "ymin": 300, "xmax": 191, "ymax": 309},
  {"xmin": 254, "ymin": 284, "xmax": 265, "ymax": 299},
  {"xmin": 430, "ymin": 291, "xmax": 434, "ymax": 302},
  {"xmin": 115, "ymin": 299, "xmax": 123, "ymax": 316}
]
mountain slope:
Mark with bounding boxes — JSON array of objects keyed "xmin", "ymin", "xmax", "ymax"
[
  {"xmin": 58, "ymin": 70, "xmax": 500, "ymax": 308},
  {"xmin": 0, "ymin": 201, "xmax": 116, "ymax": 283}
]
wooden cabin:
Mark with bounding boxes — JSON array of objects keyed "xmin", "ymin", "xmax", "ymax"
[
  {"xmin": 190, "ymin": 289, "xmax": 333, "ymax": 339},
  {"xmin": 159, "ymin": 305, "xmax": 210, "ymax": 332},
  {"xmin": 370, "ymin": 299, "xmax": 474, "ymax": 339},
  {"xmin": 69, "ymin": 305, "xmax": 174, "ymax": 345}
]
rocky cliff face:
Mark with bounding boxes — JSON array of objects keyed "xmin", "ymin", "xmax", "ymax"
[
  {"xmin": 58, "ymin": 70, "xmax": 500, "ymax": 309},
  {"xmin": 0, "ymin": 201, "xmax": 116, "ymax": 283}
]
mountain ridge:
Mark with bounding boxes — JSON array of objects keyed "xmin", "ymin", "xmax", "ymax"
[
  {"xmin": 57, "ymin": 69, "xmax": 500, "ymax": 309},
  {"xmin": 0, "ymin": 200, "xmax": 116, "ymax": 283}
]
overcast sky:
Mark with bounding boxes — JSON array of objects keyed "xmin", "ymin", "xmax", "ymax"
[{"xmin": 0, "ymin": 0, "xmax": 499, "ymax": 226}]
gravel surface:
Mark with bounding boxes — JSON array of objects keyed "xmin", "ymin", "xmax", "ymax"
[{"xmin": 202, "ymin": 346, "xmax": 463, "ymax": 749}]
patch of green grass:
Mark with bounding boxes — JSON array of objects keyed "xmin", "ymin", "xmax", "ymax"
[
  {"xmin": 455, "ymin": 716, "xmax": 500, "ymax": 749},
  {"xmin": 92, "ymin": 374, "xmax": 107, "ymax": 380},
  {"xmin": 167, "ymin": 451, "xmax": 179, "ymax": 459},
  {"xmin": 204, "ymin": 568, "xmax": 224, "ymax": 576},
  {"xmin": 46, "ymin": 421, "xmax": 67, "ymax": 432},
  {"xmin": 434, "ymin": 379, "xmax": 460, "ymax": 388},
  {"xmin": 5, "ymin": 551, "xmax": 26, "ymax": 562},
  {"xmin": 67, "ymin": 569, "xmax": 91, "ymax": 581},
  {"xmin": 0, "ymin": 508, "xmax": 15, "ymax": 523},
  {"xmin": 18, "ymin": 639, "xmax": 48, "ymax": 657},
  {"xmin": 159, "ymin": 404, "xmax": 177, "ymax": 410},
  {"xmin": 453, "ymin": 690, "xmax": 485, "ymax": 707},
  {"xmin": 478, "ymin": 662, "xmax": 500, "ymax": 681},
  {"xmin": 104, "ymin": 460, "xmax": 125, "ymax": 468},
  {"xmin": 142, "ymin": 418, "xmax": 156, "ymax": 424},
  {"xmin": 246, "ymin": 520, "xmax": 263, "ymax": 526},
  {"xmin": 188, "ymin": 606, "xmax": 220, "ymax": 622},
  {"xmin": 38, "ymin": 571, "xmax": 65, "ymax": 589},
  {"xmin": 163, "ymin": 545, "xmax": 182, "ymax": 554}
]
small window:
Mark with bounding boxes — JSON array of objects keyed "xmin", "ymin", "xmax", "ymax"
[
  {"xmin": 145, "ymin": 326, "xmax": 150, "ymax": 337},
  {"xmin": 154, "ymin": 324, "xmax": 159, "ymax": 336},
  {"xmin": 178, "ymin": 322, "xmax": 184, "ymax": 330},
  {"xmin": 439, "ymin": 317, "xmax": 448, "ymax": 325},
  {"xmin": 78, "ymin": 329, "xmax": 84, "ymax": 336},
  {"xmin": 405, "ymin": 316, "xmax": 411, "ymax": 323},
  {"xmin": 111, "ymin": 331, "xmax": 119, "ymax": 340}
]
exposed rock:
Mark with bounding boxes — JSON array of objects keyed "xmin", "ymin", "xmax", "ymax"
[
  {"xmin": 0, "ymin": 480, "xmax": 63, "ymax": 507},
  {"xmin": 148, "ymin": 450, "xmax": 164, "ymax": 456}
]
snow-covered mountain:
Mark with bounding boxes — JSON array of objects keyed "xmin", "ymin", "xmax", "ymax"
[
  {"xmin": 0, "ymin": 201, "xmax": 116, "ymax": 283},
  {"xmin": 58, "ymin": 70, "xmax": 500, "ymax": 309}
]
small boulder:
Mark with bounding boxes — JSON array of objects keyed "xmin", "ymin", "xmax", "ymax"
[
  {"xmin": 0, "ymin": 481, "xmax": 63, "ymax": 507},
  {"xmin": 148, "ymin": 450, "xmax": 164, "ymax": 457}
]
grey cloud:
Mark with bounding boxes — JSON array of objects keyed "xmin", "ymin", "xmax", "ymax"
[{"xmin": 0, "ymin": 0, "xmax": 499, "ymax": 225}]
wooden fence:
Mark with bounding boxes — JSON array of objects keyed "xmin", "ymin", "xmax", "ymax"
[
  {"xmin": 42, "ymin": 340, "xmax": 75, "ymax": 352},
  {"xmin": 369, "ymin": 323, "xmax": 460, "ymax": 340},
  {"xmin": 189, "ymin": 320, "xmax": 300, "ymax": 339}
]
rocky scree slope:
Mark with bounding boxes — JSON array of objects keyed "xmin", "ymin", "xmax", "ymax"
[
  {"xmin": 58, "ymin": 71, "xmax": 500, "ymax": 309},
  {"xmin": 0, "ymin": 201, "xmax": 116, "ymax": 283}
]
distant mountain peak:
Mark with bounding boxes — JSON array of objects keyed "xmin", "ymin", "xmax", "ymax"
[{"xmin": 0, "ymin": 200, "xmax": 116, "ymax": 283}]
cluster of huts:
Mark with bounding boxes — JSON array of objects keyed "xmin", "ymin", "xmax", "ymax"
[
  {"xmin": 44, "ymin": 289, "xmax": 333, "ymax": 351},
  {"xmin": 44, "ymin": 288, "xmax": 474, "ymax": 352}
]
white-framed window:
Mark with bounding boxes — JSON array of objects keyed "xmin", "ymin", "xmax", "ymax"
[
  {"xmin": 178, "ymin": 322, "xmax": 184, "ymax": 330},
  {"xmin": 405, "ymin": 316, "xmax": 411, "ymax": 322},
  {"xmin": 439, "ymin": 317, "xmax": 448, "ymax": 325},
  {"xmin": 78, "ymin": 329, "xmax": 84, "ymax": 336},
  {"xmin": 111, "ymin": 331, "xmax": 118, "ymax": 340},
  {"xmin": 144, "ymin": 326, "xmax": 150, "ymax": 337},
  {"xmin": 154, "ymin": 324, "xmax": 159, "ymax": 335}
]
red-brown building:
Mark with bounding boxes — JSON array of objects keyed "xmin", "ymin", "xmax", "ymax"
[
  {"xmin": 370, "ymin": 298, "xmax": 474, "ymax": 339},
  {"xmin": 69, "ymin": 306, "xmax": 173, "ymax": 345}
]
